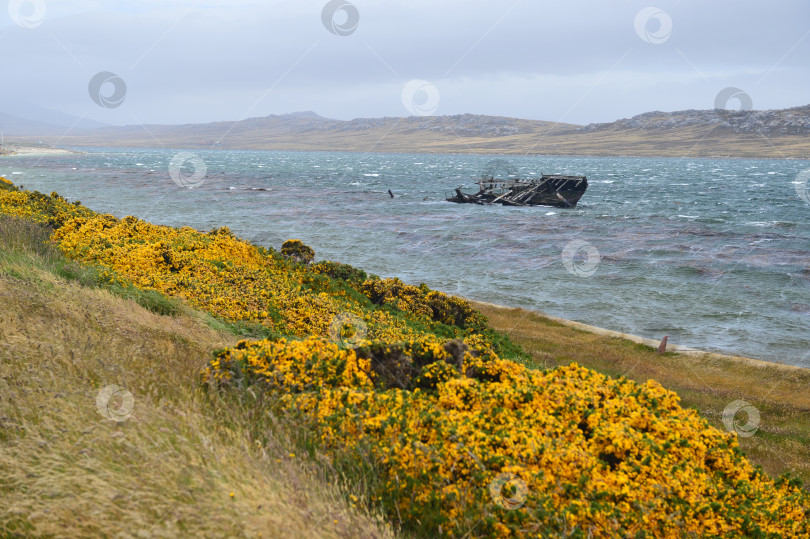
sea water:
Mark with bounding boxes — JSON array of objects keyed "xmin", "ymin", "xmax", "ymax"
[{"xmin": 3, "ymin": 148, "xmax": 808, "ymax": 366}]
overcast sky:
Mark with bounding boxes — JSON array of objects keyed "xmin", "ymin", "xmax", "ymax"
[{"xmin": 1, "ymin": 0, "xmax": 808, "ymax": 126}]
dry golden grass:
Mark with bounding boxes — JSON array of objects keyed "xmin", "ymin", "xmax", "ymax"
[
  {"xmin": 472, "ymin": 301, "xmax": 810, "ymax": 488},
  {"xmin": 19, "ymin": 118, "xmax": 810, "ymax": 158},
  {"xmin": 2, "ymin": 209, "xmax": 807, "ymax": 536},
  {"xmin": 0, "ymin": 219, "xmax": 394, "ymax": 538}
]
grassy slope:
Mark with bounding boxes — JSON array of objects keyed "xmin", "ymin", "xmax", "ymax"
[
  {"xmin": 21, "ymin": 120, "xmax": 810, "ymax": 158},
  {"xmin": 473, "ymin": 302, "xmax": 810, "ymax": 487},
  {"xmin": 0, "ymin": 218, "xmax": 393, "ymax": 538},
  {"xmin": 2, "ymin": 200, "xmax": 808, "ymax": 534}
]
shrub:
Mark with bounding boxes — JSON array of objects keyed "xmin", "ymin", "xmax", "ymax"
[
  {"xmin": 311, "ymin": 260, "xmax": 367, "ymax": 285},
  {"xmin": 280, "ymin": 239, "xmax": 315, "ymax": 264},
  {"xmin": 0, "ymin": 176, "xmax": 16, "ymax": 191},
  {"xmin": 205, "ymin": 335, "xmax": 810, "ymax": 538},
  {"xmin": 361, "ymin": 278, "xmax": 488, "ymax": 330},
  {"xmin": 6, "ymin": 180, "xmax": 807, "ymax": 538}
]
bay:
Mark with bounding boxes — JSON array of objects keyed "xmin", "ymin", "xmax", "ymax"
[{"xmin": 3, "ymin": 148, "xmax": 809, "ymax": 366}]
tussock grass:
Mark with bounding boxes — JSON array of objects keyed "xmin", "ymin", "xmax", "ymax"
[
  {"xmin": 0, "ymin": 215, "xmax": 182, "ymax": 317},
  {"xmin": 473, "ymin": 301, "xmax": 810, "ymax": 487},
  {"xmin": 0, "ymin": 218, "xmax": 394, "ymax": 538},
  {"xmin": 3, "ymin": 208, "xmax": 807, "ymax": 536}
]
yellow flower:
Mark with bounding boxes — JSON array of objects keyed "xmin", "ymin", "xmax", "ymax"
[{"xmin": 2, "ymin": 182, "xmax": 807, "ymax": 539}]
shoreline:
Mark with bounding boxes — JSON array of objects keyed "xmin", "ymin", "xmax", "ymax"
[
  {"xmin": 2, "ymin": 153, "xmax": 805, "ymax": 370},
  {"xmin": 469, "ymin": 299, "xmax": 810, "ymax": 373},
  {"xmin": 471, "ymin": 298, "xmax": 810, "ymax": 486},
  {"xmin": 3, "ymin": 179, "xmax": 810, "ymax": 497},
  {"xmin": 0, "ymin": 145, "xmax": 82, "ymax": 157},
  {"xmin": 7, "ymin": 142, "xmax": 810, "ymax": 161}
]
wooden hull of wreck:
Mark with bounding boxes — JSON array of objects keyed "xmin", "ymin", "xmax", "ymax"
[{"xmin": 447, "ymin": 175, "xmax": 588, "ymax": 208}]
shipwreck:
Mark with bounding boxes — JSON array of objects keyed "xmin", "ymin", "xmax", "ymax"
[{"xmin": 447, "ymin": 174, "xmax": 588, "ymax": 208}]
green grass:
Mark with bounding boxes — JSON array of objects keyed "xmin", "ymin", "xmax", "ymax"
[
  {"xmin": 473, "ymin": 301, "xmax": 810, "ymax": 489},
  {"xmin": 0, "ymin": 215, "xmax": 395, "ymax": 538},
  {"xmin": 4, "ymin": 210, "xmax": 808, "ymax": 537},
  {"xmin": 0, "ymin": 215, "xmax": 183, "ymax": 317}
]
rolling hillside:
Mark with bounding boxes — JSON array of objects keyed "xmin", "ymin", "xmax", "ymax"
[{"xmin": 7, "ymin": 106, "xmax": 810, "ymax": 158}]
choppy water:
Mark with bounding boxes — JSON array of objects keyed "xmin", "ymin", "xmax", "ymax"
[{"xmin": 3, "ymin": 148, "xmax": 809, "ymax": 366}]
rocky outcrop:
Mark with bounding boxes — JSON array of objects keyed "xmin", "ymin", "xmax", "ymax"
[
  {"xmin": 335, "ymin": 114, "xmax": 533, "ymax": 137},
  {"xmin": 579, "ymin": 105, "xmax": 810, "ymax": 135}
]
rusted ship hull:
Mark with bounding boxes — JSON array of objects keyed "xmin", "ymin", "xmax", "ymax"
[{"xmin": 447, "ymin": 175, "xmax": 588, "ymax": 208}]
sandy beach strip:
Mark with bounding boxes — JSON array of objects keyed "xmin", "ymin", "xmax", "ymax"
[
  {"xmin": 469, "ymin": 299, "xmax": 809, "ymax": 373},
  {"xmin": 0, "ymin": 145, "xmax": 82, "ymax": 157}
]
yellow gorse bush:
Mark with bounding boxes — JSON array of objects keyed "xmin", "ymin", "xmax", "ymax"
[
  {"xmin": 1, "ymin": 183, "xmax": 808, "ymax": 538},
  {"xmin": 207, "ymin": 335, "xmax": 809, "ymax": 537},
  {"xmin": 0, "ymin": 188, "xmax": 93, "ymax": 225},
  {"xmin": 47, "ymin": 214, "xmax": 422, "ymax": 341},
  {"xmin": 280, "ymin": 239, "xmax": 316, "ymax": 264},
  {"xmin": 362, "ymin": 278, "xmax": 489, "ymax": 330}
]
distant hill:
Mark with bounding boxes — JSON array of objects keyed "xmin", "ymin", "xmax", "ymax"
[
  {"xmin": 280, "ymin": 111, "xmax": 331, "ymax": 120},
  {"xmin": 0, "ymin": 104, "xmax": 109, "ymax": 136},
  {"xmin": 8, "ymin": 106, "xmax": 810, "ymax": 158},
  {"xmin": 0, "ymin": 112, "xmax": 67, "ymax": 137},
  {"xmin": 580, "ymin": 105, "xmax": 810, "ymax": 136}
]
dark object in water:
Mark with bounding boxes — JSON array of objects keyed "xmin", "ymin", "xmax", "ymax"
[
  {"xmin": 447, "ymin": 175, "xmax": 588, "ymax": 208},
  {"xmin": 388, "ymin": 189, "xmax": 394, "ymax": 198}
]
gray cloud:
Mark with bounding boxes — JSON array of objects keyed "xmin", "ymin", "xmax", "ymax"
[{"xmin": 1, "ymin": 0, "xmax": 807, "ymax": 126}]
